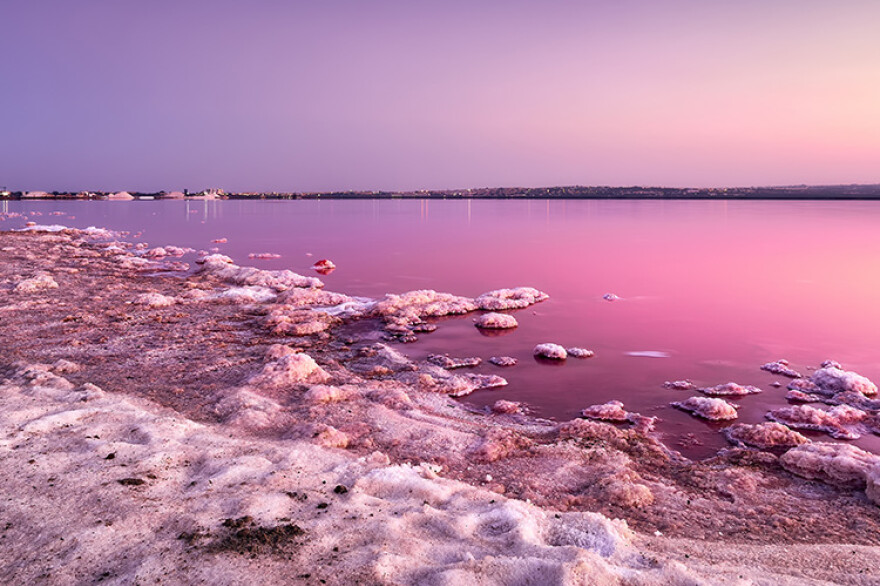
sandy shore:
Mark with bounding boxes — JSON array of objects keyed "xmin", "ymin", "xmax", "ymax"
[{"xmin": 2, "ymin": 228, "xmax": 880, "ymax": 585}]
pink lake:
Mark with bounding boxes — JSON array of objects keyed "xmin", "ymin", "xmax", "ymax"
[{"xmin": 5, "ymin": 198, "xmax": 880, "ymax": 458}]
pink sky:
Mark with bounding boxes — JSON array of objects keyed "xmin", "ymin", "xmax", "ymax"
[{"xmin": 1, "ymin": 0, "xmax": 878, "ymax": 192}]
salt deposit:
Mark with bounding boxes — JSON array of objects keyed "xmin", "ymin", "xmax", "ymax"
[
  {"xmin": 13, "ymin": 272, "xmax": 58, "ymax": 293},
  {"xmin": 534, "ymin": 343, "xmax": 567, "ymax": 360},
  {"xmin": 200, "ymin": 255, "xmax": 324, "ymax": 290},
  {"xmin": 767, "ymin": 404, "xmax": 868, "ymax": 440},
  {"xmin": 671, "ymin": 396, "xmax": 738, "ymax": 421},
  {"xmin": 4, "ymin": 228, "xmax": 880, "ymax": 584},
  {"xmin": 249, "ymin": 252, "xmax": 282, "ymax": 260},
  {"xmin": 427, "ymin": 354, "xmax": 482, "ymax": 369},
  {"xmin": 489, "ymin": 356, "xmax": 518, "ymax": 367},
  {"xmin": 581, "ymin": 400, "xmax": 629, "ymax": 422},
  {"xmin": 811, "ymin": 365, "xmax": 877, "ymax": 396},
  {"xmin": 626, "ymin": 351, "xmax": 670, "ymax": 358},
  {"xmin": 567, "ymin": 347, "xmax": 595, "ymax": 358},
  {"xmin": 131, "ymin": 292, "xmax": 176, "ymax": 308},
  {"xmin": 723, "ymin": 422, "xmax": 810, "ymax": 450},
  {"xmin": 475, "ymin": 312, "xmax": 518, "ymax": 329},
  {"xmin": 475, "ymin": 287, "xmax": 549, "ymax": 311},
  {"xmin": 602, "ymin": 293, "xmax": 620, "ymax": 301},
  {"xmin": 760, "ymin": 359, "xmax": 802, "ymax": 378},
  {"xmin": 698, "ymin": 382, "xmax": 762, "ymax": 397},
  {"xmin": 662, "ymin": 380, "xmax": 696, "ymax": 391},
  {"xmin": 312, "ymin": 258, "xmax": 336, "ymax": 271},
  {"xmin": 780, "ymin": 443, "xmax": 880, "ymax": 505}
]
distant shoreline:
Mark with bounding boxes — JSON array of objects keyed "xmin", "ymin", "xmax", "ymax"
[{"xmin": 3, "ymin": 183, "xmax": 880, "ymax": 201}]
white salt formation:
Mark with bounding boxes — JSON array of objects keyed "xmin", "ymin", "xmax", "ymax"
[
  {"xmin": 489, "ymin": 356, "xmax": 518, "ymax": 367},
  {"xmin": 581, "ymin": 400, "xmax": 629, "ymax": 422},
  {"xmin": 567, "ymin": 347, "xmax": 595, "ymax": 358},
  {"xmin": 723, "ymin": 422, "xmax": 810, "ymax": 450},
  {"xmin": 13, "ymin": 273, "xmax": 58, "ymax": 293},
  {"xmin": 247, "ymin": 353, "xmax": 331, "ymax": 388},
  {"xmin": 534, "ymin": 343, "xmax": 567, "ymax": 360},
  {"xmin": 810, "ymin": 365, "xmax": 877, "ymax": 396},
  {"xmin": 767, "ymin": 404, "xmax": 868, "ymax": 440},
  {"xmin": 780, "ymin": 443, "xmax": 880, "ymax": 506},
  {"xmin": 602, "ymin": 293, "xmax": 620, "ymax": 301},
  {"xmin": 199, "ymin": 254, "xmax": 324, "ymax": 290},
  {"xmin": 427, "ymin": 354, "xmax": 482, "ymax": 369},
  {"xmin": 662, "ymin": 380, "xmax": 696, "ymax": 391},
  {"xmin": 698, "ymin": 382, "xmax": 762, "ymax": 397},
  {"xmin": 131, "ymin": 292, "xmax": 176, "ymax": 308},
  {"xmin": 475, "ymin": 287, "xmax": 549, "ymax": 310},
  {"xmin": 475, "ymin": 312, "xmax": 518, "ymax": 329},
  {"xmin": 672, "ymin": 396, "xmax": 738, "ymax": 421},
  {"xmin": 760, "ymin": 359, "xmax": 802, "ymax": 378}
]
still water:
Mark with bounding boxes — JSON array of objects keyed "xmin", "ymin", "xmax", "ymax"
[{"xmin": 5, "ymin": 198, "xmax": 880, "ymax": 457}]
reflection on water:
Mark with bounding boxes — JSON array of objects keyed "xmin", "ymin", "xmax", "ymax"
[{"xmin": 5, "ymin": 198, "xmax": 880, "ymax": 458}]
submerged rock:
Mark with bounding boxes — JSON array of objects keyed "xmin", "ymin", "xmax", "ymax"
[
  {"xmin": 723, "ymin": 422, "xmax": 810, "ymax": 450},
  {"xmin": 672, "ymin": 396, "xmax": 739, "ymax": 421},
  {"xmin": 474, "ymin": 312, "xmax": 518, "ymax": 329},
  {"xmin": 534, "ymin": 343, "xmax": 567, "ymax": 360}
]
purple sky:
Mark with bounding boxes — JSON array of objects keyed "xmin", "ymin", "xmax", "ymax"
[{"xmin": 2, "ymin": 1, "xmax": 878, "ymax": 192}]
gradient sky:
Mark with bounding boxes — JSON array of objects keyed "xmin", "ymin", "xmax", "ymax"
[{"xmin": 2, "ymin": 0, "xmax": 879, "ymax": 192}]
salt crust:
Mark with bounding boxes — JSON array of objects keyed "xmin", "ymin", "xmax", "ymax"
[
  {"xmin": 534, "ymin": 343, "xmax": 567, "ymax": 360},
  {"xmin": 760, "ymin": 359, "xmax": 802, "ymax": 378},
  {"xmin": 131, "ymin": 292, "xmax": 176, "ymax": 308},
  {"xmin": 0, "ymin": 362, "xmax": 749, "ymax": 585},
  {"xmin": 581, "ymin": 401, "xmax": 659, "ymax": 433},
  {"xmin": 811, "ymin": 366, "xmax": 878, "ymax": 396},
  {"xmin": 780, "ymin": 443, "xmax": 880, "ymax": 505},
  {"xmin": 566, "ymin": 347, "xmax": 595, "ymax": 358},
  {"xmin": 13, "ymin": 272, "xmax": 58, "ymax": 293},
  {"xmin": 671, "ymin": 396, "xmax": 738, "ymax": 421},
  {"xmin": 199, "ymin": 254, "xmax": 324, "ymax": 291},
  {"xmin": 767, "ymin": 404, "xmax": 868, "ymax": 440},
  {"xmin": 723, "ymin": 422, "xmax": 810, "ymax": 450},
  {"xmin": 475, "ymin": 312, "xmax": 518, "ymax": 329},
  {"xmin": 247, "ymin": 353, "xmax": 331, "ymax": 388},
  {"xmin": 698, "ymin": 382, "xmax": 762, "ymax": 397},
  {"xmin": 489, "ymin": 356, "xmax": 518, "ymax": 367}
]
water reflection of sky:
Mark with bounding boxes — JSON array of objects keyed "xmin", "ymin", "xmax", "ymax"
[{"xmin": 6, "ymin": 199, "xmax": 880, "ymax": 458}]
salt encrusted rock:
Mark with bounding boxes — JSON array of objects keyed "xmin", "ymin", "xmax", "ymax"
[
  {"xmin": 248, "ymin": 252, "xmax": 281, "ymax": 260},
  {"xmin": 131, "ymin": 293, "xmax": 175, "ymax": 308},
  {"xmin": 811, "ymin": 366, "xmax": 877, "ymax": 397},
  {"xmin": 247, "ymin": 353, "xmax": 331, "ymax": 388},
  {"xmin": 788, "ymin": 378, "xmax": 820, "ymax": 393},
  {"xmin": 265, "ymin": 307, "xmax": 339, "ymax": 336},
  {"xmin": 786, "ymin": 389, "xmax": 823, "ymax": 403},
  {"xmin": 766, "ymin": 404, "xmax": 867, "ymax": 440},
  {"xmin": 199, "ymin": 255, "xmax": 323, "ymax": 291},
  {"xmin": 14, "ymin": 273, "xmax": 58, "ymax": 293},
  {"xmin": 475, "ymin": 287, "xmax": 549, "ymax": 311},
  {"xmin": 581, "ymin": 400, "xmax": 629, "ymax": 422},
  {"xmin": 426, "ymin": 354, "xmax": 482, "ymax": 369},
  {"xmin": 698, "ymin": 382, "xmax": 762, "ymax": 397},
  {"xmin": 672, "ymin": 396, "xmax": 738, "ymax": 421},
  {"xmin": 760, "ymin": 359, "xmax": 802, "ymax": 379},
  {"xmin": 534, "ymin": 343, "xmax": 567, "ymax": 360},
  {"xmin": 303, "ymin": 385, "xmax": 348, "ymax": 404},
  {"xmin": 602, "ymin": 293, "xmax": 620, "ymax": 302},
  {"xmin": 491, "ymin": 400, "xmax": 524, "ymax": 414},
  {"xmin": 376, "ymin": 290, "xmax": 477, "ymax": 322},
  {"xmin": 780, "ymin": 443, "xmax": 880, "ymax": 502},
  {"xmin": 566, "ymin": 347, "xmax": 595, "ymax": 358},
  {"xmin": 489, "ymin": 356, "xmax": 518, "ymax": 367},
  {"xmin": 474, "ymin": 312, "xmax": 518, "ymax": 329},
  {"xmin": 50, "ymin": 359, "xmax": 80, "ymax": 374},
  {"xmin": 211, "ymin": 286, "xmax": 277, "ymax": 304},
  {"xmin": 581, "ymin": 401, "xmax": 659, "ymax": 432},
  {"xmin": 420, "ymin": 372, "xmax": 508, "ymax": 397},
  {"xmin": 723, "ymin": 422, "xmax": 810, "ymax": 450},
  {"xmin": 196, "ymin": 253, "xmax": 234, "ymax": 265},
  {"xmin": 821, "ymin": 359, "xmax": 843, "ymax": 370},
  {"xmin": 347, "ymin": 344, "xmax": 415, "ymax": 376},
  {"xmin": 663, "ymin": 380, "xmax": 697, "ymax": 391},
  {"xmin": 265, "ymin": 344, "xmax": 299, "ymax": 360}
]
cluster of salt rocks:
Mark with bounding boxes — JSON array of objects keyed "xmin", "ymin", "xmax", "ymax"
[{"xmin": 533, "ymin": 343, "xmax": 594, "ymax": 361}]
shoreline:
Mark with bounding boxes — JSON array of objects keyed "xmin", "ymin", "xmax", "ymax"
[{"xmin": 2, "ymin": 227, "xmax": 880, "ymax": 584}]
